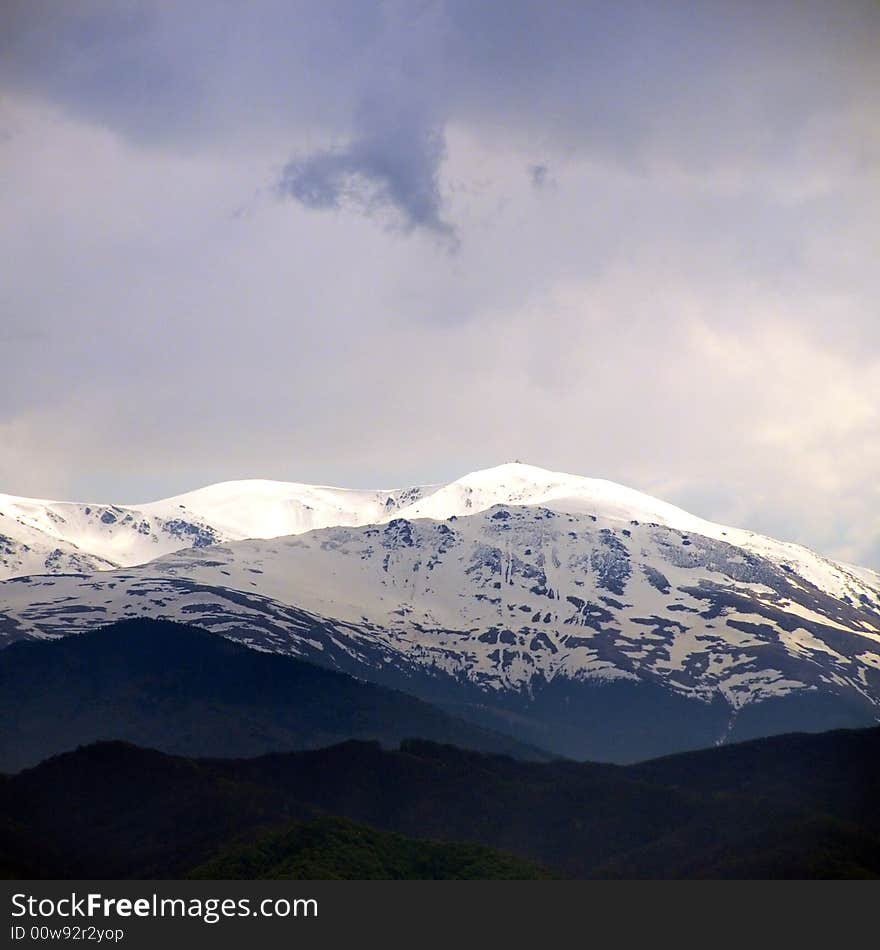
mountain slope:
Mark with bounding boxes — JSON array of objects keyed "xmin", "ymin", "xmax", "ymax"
[
  {"xmin": 3, "ymin": 728, "xmax": 879, "ymax": 879},
  {"xmin": 0, "ymin": 507, "xmax": 118, "ymax": 579},
  {"xmin": 0, "ymin": 618, "xmax": 545, "ymax": 772},
  {"xmin": 0, "ymin": 492, "xmax": 223, "ymax": 576}
]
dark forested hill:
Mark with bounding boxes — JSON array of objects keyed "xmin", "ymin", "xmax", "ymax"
[
  {"xmin": 3, "ymin": 726, "xmax": 878, "ymax": 879},
  {"xmin": 0, "ymin": 618, "xmax": 546, "ymax": 772}
]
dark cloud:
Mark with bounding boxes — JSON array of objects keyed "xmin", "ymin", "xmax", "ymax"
[
  {"xmin": 278, "ymin": 108, "xmax": 454, "ymax": 240},
  {"xmin": 3, "ymin": 3, "xmax": 877, "ymax": 204}
]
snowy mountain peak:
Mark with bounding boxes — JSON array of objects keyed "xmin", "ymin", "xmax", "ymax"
[{"xmin": 400, "ymin": 462, "xmax": 701, "ymax": 530}]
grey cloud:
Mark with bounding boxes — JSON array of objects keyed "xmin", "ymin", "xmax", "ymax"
[
  {"xmin": 279, "ymin": 110, "xmax": 454, "ymax": 240},
  {"xmin": 0, "ymin": 1, "xmax": 201, "ymax": 144}
]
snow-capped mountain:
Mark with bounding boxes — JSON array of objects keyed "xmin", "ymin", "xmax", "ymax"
[
  {"xmin": 1, "ymin": 463, "xmax": 878, "ymax": 761},
  {"xmin": 0, "ymin": 480, "xmax": 438, "ymax": 581}
]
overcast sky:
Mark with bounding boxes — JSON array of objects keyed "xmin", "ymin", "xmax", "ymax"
[{"xmin": 1, "ymin": 1, "xmax": 878, "ymax": 567}]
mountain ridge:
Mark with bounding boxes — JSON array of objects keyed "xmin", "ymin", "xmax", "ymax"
[
  {"xmin": 3, "ymin": 462, "xmax": 877, "ymax": 589},
  {"xmin": 2, "ymin": 463, "xmax": 879, "ymax": 761}
]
